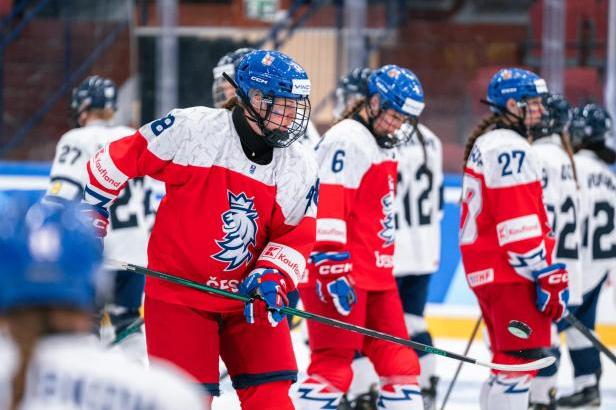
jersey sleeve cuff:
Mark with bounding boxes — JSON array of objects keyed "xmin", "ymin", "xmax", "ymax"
[{"xmin": 257, "ymin": 242, "xmax": 306, "ymax": 288}]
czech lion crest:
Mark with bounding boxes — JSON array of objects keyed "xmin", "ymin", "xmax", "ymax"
[
  {"xmin": 213, "ymin": 191, "xmax": 259, "ymax": 271},
  {"xmin": 378, "ymin": 176, "xmax": 395, "ymax": 247}
]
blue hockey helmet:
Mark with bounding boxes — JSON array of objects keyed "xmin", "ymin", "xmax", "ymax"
[
  {"xmin": 368, "ymin": 65, "xmax": 425, "ymax": 118},
  {"xmin": 537, "ymin": 93, "xmax": 572, "ymax": 137},
  {"xmin": 0, "ymin": 199, "xmax": 103, "ymax": 312},
  {"xmin": 71, "ymin": 75, "xmax": 118, "ymax": 117},
  {"xmin": 234, "ymin": 50, "xmax": 311, "ymax": 148},
  {"xmin": 212, "ymin": 47, "xmax": 255, "ymax": 108},
  {"xmin": 486, "ymin": 68, "xmax": 548, "ymax": 113},
  {"xmin": 235, "ymin": 50, "xmax": 311, "ymax": 100},
  {"xmin": 333, "ymin": 67, "xmax": 373, "ymax": 119},
  {"xmin": 365, "ymin": 65, "xmax": 425, "ymax": 148}
]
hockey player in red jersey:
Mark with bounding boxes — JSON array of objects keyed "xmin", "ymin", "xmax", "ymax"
[
  {"xmin": 80, "ymin": 49, "xmax": 318, "ymax": 409},
  {"xmin": 296, "ymin": 65, "xmax": 426, "ymax": 410},
  {"xmin": 460, "ymin": 68, "xmax": 569, "ymax": 410}
]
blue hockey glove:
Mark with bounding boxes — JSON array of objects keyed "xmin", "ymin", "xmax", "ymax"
[
  {"xmin": 310, "ymin": 251, "xmax": 356, "ymax": 316},
  {"xmin": 239, "ymin": 268, "xmax": 289, "ymax": 327},
  {"xmin": 532, "ymin": 263, "xmax": 569, "ymax": 321}
]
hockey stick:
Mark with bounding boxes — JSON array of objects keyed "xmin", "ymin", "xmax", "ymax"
[
  {"xmin": 564, "ymin": 313, "xmax": 616, "ymax": 365},
  {"xmin": 439, "ymin": 316, "xmax": 482, "ymax": 410},
  {"xmin": 106, "ymin": 260, "xmax": 555, "ymax": 372},
  {"xmin": 109, "ymin": 317, "xmax": 145, "ymax": 347}
]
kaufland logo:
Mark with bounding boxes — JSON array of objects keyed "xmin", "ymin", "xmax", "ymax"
[
  {"xmin": 278, "ymin": 253, "xmax": 301, "ymax": 277},
  {"xmin": 94, "ymin": 150, "xmax": 122, "ymax": 188},
  {"xmin": 263, "ymin": 244, "xmax": 282, "ymax": 258}
]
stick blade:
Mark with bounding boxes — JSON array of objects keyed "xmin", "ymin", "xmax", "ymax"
[
  {"xmin": 478, "ymin": 356, "xmax": 556, "ymax": 372},
  {"xmin": 104, "ymin": 259, "xmax": 129, "ymax": 271}
]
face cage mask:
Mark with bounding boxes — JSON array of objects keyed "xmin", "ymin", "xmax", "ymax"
[
  {"xmin": 212, "ymin": 76, "xmax": 231, "ymax": 108},
  {"xmin": 481, "ymin": 96, "xmax": 544, "ymax": 140},
  {"xmin": 369, "ymin": 103, "xmax": 418, "ymax": 149},
  {"xmin": 245, "ymin": 92, "xmax": 312, "ymax": 148},
  {"xmin": 518, "ymin": 99, "xmax": 547, "ymax": 140}
]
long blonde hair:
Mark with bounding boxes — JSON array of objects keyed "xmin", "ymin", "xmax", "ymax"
[{"xmin": 337, "ymin": 97, "xmax": 366, "ymax": 122}]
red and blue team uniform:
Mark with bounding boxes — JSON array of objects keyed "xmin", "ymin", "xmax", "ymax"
[
  {"xmin": 297, "ymin": 118, "xmax": 422, "ymax": 409},
  {"xmin": 83, "ymin": 106, "xmax": 318, "ymax": 408},
  {"xmin": 460, "ymin": 129, "xmax": 562, "ymax": 369}
]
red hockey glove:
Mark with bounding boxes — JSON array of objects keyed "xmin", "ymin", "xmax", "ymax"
[
  {"xmin": 309, "ymin": 251, "xmax": 356, "ymax": 316},
  {"xmin": 78, "ymin": 202, "xmax": 110, "ymax": 238},
  {"xmin": 531, "ymin": 263, "xmax": 569, "ymax": 321},
  {"xmin": 239, "ymin": 268, "xmax": 289, "ymax": 327}
]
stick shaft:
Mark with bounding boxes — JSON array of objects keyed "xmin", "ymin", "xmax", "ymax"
[
  {"xmin": 117, "ymin": 261, "xmax": 476, "ymax": 363},
  {"xmin": 565, "ymin": 313, "xmax": 616, "ymax": 364},
  {"xmin": 111, "ymin": 261, "xmax": 553, "ymax": 371},
  {"xmin": 109, "ymin": 317, "xmax": 145, "ymax": 347}
]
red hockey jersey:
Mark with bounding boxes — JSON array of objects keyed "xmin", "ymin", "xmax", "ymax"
[
  {"xmin": 308, "ymin": 119, "xmax": 398, "ymax": 290},
  {"xmin": 460, "ymin": 129, "xmax": 555, "ymax": 288},
  {"xmin": 84, "ymin": 107, "xmax": 318, "ymax": 312}
]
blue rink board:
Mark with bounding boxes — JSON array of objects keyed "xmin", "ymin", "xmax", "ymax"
[{"xmin": 0, "ymin": 161, "xmax": 474, "ymax": 306}]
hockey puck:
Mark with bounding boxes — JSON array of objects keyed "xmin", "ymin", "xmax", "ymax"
[{"xmin": 508, "ymin": 320, "xmax": 532, "ymax": 339}]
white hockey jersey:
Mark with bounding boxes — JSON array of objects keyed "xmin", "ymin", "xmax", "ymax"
[
  {"xmin": 15, "ymin": 334, "xmax": 206, "ymax": 410},
  {"xmin": 393, "ymin": 124, "xmax": 444, "ymax": 276},
  {"xmin": 46, "ymin": 121, "xmax": 164, "ymax": 266},
  {"xmin": 532, "ymin": 135, "xmax": 583, "ymax": 305},
  {"xmin": 574, "ymin": 149, "xmax": 616, "ymax": 293}
]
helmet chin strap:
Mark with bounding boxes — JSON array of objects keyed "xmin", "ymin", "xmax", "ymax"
[
  {"xmin": 222, "ymin": 73, "xmax": 269, "ymax": 136},
  {"xmin": 364, "ymin": 98, "xmax": 385, "ymax": 137},
  {"xmin": 222, "ymin": 72, "xmax": 294, "ymax": 147},
  {"xmin": 480, "ymin": 98, "xmax": 530, "ymax": 139}
]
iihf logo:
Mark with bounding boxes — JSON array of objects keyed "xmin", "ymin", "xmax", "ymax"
[
  {"xmin": 213, "ymin": 191, "xmax": 259, "ymax": 271},
  {"xmin": 378, "ymin": 176, "xmax": 395, "ymax": 248}
]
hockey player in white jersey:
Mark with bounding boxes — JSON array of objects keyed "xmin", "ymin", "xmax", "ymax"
[
  {"xmin": 394, "ymin": 122, "xmax": 444, "ymax": 409},
  {"xmin": 213, "ymin": 47, "xmax": 320, "ymax": 148},
  {"xmin": 555, "ymin": 104, "xmax": 616, "ymax": 408},
  {"xmin": 212, "ymin": 47, "xmax": 256, "ymax": 108},
  {"xmin": 332, "ymin": 67, "xmax": 373, "ymax": 121},
  {"xmin": 0, "ymin": 199, "xmax": 207, "ymax": 410},
  {"xmin": 45, "ymin": 75, "xmax": 159, "ymax": 364},
  {"xmin": 529, "ymin": 94, "xmax": 582, "ymax": 410}
]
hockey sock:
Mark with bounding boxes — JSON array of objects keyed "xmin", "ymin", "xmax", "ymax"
[
  {"xmin": 413, "ymin": 331, "xmax": 436, "ymax": 389},
  {"xmin": 566, "ymin": 325, "xmax": 601, "ymax": 391},
  {"xmin": 481, "ymin": 372, "xmax": 532, "ymax": 410},
  {"xmin": 377, "ymin": 377, "xmax": 423, "ymax": 410},
  {"xmin": 296, "ymin": 375, "xmax": 344, "ymax": 409},
  {"xmin": 529, "ymin": 346, "xmax": 559, "ymax": 404},
  {"xmin": 348, "ymin": 354, "xmax": 378, "ymax": 401}
]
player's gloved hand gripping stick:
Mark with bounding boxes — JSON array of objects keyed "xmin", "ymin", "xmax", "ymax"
[
  {"xmin": 309, "ymin": 251, "xmax": 356, "ymax": 316},
  {"xmin": 531, "ymin": 263, "xmax": 569, "ymax": 321},
  {"xmin": 106, "ymin": 260, "xmax": 556, "ymax": 372},
  {"xmin": 239, "ymin": 267, "xmax": 289, "ymax": 327}
]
